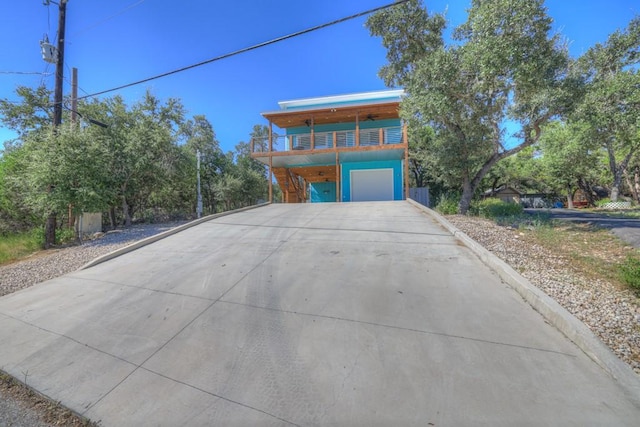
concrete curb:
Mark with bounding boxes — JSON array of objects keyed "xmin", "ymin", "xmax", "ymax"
[
  {"xmin": 407, "ymin": 199, "xmax": 640, "ymax": 404},
  {"xmin": 80, "ymin": 203, "xmax": 270, "ymax": 270}
]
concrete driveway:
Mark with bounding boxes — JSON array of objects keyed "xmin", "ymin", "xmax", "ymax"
[{"xmin": 0, "ymin": 202, "xmax": 639, "ymax": 426}]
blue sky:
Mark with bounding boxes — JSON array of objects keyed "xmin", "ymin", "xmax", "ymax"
[{"xmin": 1, "ymin": 0, "xmax": 638, "ymax": 153}]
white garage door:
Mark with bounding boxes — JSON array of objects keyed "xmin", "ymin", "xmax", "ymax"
[{"xmin": 350, "ymin": 168, "xmax": 394, "ymax": 202}]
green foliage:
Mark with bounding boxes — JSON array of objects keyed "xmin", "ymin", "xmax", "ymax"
[
  {"xmin": 537, "ymin": 120, "xmax": 601, "ymax": 205},
  {"xmin": 475, "ymin": 198, "xmax": 524, "ymax": 219},
  {"xmin": 576, "ymin": 16, "xmax": 640, "ymax": 201},
  {"xmin": 435, "ymin": 194, "xmax": 460, "ymax": 215},
  {"xmin": 367, "ymin": 0, "xmax": 571, "ymax": 214},
  {"xmin": 0, "ymin": 85, "xmax": 271, "ymax": 239},
  {"xmin": 619, "ymin": 256, "xmax": 640, "ymax": 291},
  {"xmin": 595, "ymin": 198, "xmax": 612, "ymax": 207}
]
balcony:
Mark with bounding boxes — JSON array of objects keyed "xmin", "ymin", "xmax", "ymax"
[{"xmin": 251, "ymin": 126, "xmax": 405, "ymax": 154}]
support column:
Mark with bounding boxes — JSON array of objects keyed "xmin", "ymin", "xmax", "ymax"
[
  {"xmin": 268, "ymin": 121, "xmax": 273, "ymax": 203},
  {"xmin": 310, "ymin": 117, "xmax": 315, "ymax": 150},
  {"xmin": 336, "ymin": 151, "xmax": 340, "ymax": 202},
  {"xmin": 403, "ymin": 122, "xmax": 410, "ymax": 200},
  {"xmin": 355, "ymin": 112, "xmax": 360, "ymax": 147}
]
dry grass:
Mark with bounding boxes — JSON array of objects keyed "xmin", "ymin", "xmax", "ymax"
[
  {"xmin": 0, "ymin": 232, "xmax": 41, "ymax": 266},
  {"xmin": 526, "ymin": 221, "xmax": 639, "ymax": 290},
  {"xmin": 0, "ymin": 371, "xmax": 98, "ymax": 426}
]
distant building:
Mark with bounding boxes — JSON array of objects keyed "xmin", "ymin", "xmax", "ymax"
[{"xmin": 482, "ymin": 186, "xmax": 522, "ymax": 204}]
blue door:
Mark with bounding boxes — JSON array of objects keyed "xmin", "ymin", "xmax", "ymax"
[{"xmin": 310, "ymin": 182, "xmax": 336, "ymax": 203}]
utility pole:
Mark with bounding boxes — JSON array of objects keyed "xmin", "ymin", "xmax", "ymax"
[
  {"xmin": 45, "ymin": 0, "xmax": 68, "ymax": 249},
  {"xmin": 196, "ymin": 150, "xmax": 203, "ymax": 219},
  {"xmin": 68, "ymin": 66, "xmax": 78, "ymax": 230}
]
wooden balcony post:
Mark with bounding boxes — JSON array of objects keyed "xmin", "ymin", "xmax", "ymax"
[
  {"xmin": 404, "ymin": 121, "xmax": 410, "ymax": 200},
  {"xmin": 333, "ymin": 131, "xmax": 337, "ymax": 148},
  {"xmin": 269, "ymin": 120, "xmax": 273, "ymax": 152},
  {"xmin": 403, "ymin": 121, "xmax": 408, "ymax": 145},
  {"xmin": 379, "ymin": 127, "xmax": 384, "ymax": 146},
  {"xmin": 355, "ymin": 112, "xmax": 360, "ymax": 147},
  {"xmin": 310, "ymin": 117, "xmax": 315, "ymax": 150},
  {"xmin": 336, "ymin": 151, "xmax": 341, "ymax": 202}
]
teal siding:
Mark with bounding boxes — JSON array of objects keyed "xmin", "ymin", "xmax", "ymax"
[
  {"xmin": 341, "ymin": 160, "xmax": 404, "ymax": 202},
  {"xmin": 310, "ymin": 182, "xmax": 336, "ymax": 203}
]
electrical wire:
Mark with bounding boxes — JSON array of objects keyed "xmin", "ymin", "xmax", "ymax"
[
  {"xmin": 0, "ymin": 71, "xmax": 52, "ymax": 76},
  {"xmin": 76, "ymin": 0, "xmax": 409, "ymax": 101},
  {"xmin": 70, "ymin": 0, "xmax": 146, "ymax": 39}
]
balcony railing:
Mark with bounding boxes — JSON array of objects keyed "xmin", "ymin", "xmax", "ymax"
[{"xmin": 251, "ymin": 126, "xmax": 405, "ymax": 154}]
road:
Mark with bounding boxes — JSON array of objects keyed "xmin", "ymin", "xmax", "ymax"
[
  {"xmin": 0, "ymin": 202, "xmax": 639, "ymax": 426},
  {"xmin": 526, "ymin": 208, "xmax": 640, "ymax": 248}
]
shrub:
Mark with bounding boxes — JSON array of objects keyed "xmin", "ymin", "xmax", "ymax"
[
  {"xmin": 619, "ymin": 256, "xmax": 640, "ymax": 291},
  {"xmin": 435, "ymin": 194, "xmax": 459, "ymax": 215},
  {"xmin": 475, "ymin": 198, "xmax": 523, "ymax": 219}
]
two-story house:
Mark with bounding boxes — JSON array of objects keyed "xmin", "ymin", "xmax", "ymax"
[{"xmin": 251, "ymin": 89, "xmax": 408, "ymax": 203}]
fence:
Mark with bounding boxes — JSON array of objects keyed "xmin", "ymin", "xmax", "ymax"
[{"xmin": 409, "ymin": 187, "xmax": 430, "ymax": 207}]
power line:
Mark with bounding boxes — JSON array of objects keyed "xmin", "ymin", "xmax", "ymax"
[
  {"xmin": 77, "ymin": 0, "xmax": 408, "ymax": 101},
  {"xmin": 0, "ymin": 71, "xmax": 52, "ymax": 76},
  {"xmin": 70, "ymin": 0, "xmax": 146, "ymax": 38}
]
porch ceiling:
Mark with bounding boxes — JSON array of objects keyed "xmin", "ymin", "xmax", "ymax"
[
  {"xmin": 262, "ymin": 101, "xmax": 401, "ymax": 128},
  {"xmin": 254, "ymin": 147, "xmax": 406, "ymax": 168},
  {"xmin": 290, "ymin": 165, "xmax": 337, "ymax": 183}
]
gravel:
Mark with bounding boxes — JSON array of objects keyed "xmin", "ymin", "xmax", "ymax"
[
  {"xmin": 0, "ymin": 223, "xmax": 183, "ymax": 298},
  {"xmin": 446, "ymin": 214, "xmax": 640, "ymax": 376}
]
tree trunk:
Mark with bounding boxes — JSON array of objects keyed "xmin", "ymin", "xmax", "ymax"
[
  {"xmin": 44, "ymin": 213, "xmax": 56, "ymax": 249},
  {"xmin": 624, "ymin": 166, "xmax": 639, "ymax": 202},
  {"xmin": 566, "ymin": 185, "xmax": 574, "ymax": 209},
  {"xmin": 635, "ymin": 166, "xmax": 640, "ymax": 203},
  {"xmin": 458, "ymin": 179, "xmax": 474, "ymax": 215},
  {"xmin": 122, "ymin": 195, "xmax": 132, "ymax": 227},
  {"xmin": 109, "ymin": 206, "xmax": 117, "ymax": 230},
  {"xmin": 577, "ymin": 178, "xmax": 596, "ymax": 207}
]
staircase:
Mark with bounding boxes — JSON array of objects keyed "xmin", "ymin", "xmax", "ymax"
[{"xmin": 273, "ymin": 168, "xmax": 306, "ymax": 203}]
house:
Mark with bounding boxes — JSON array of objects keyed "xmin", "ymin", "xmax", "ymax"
[
  {"xmin": 250, "ymin": 90, "xmax": 409, "ymax": 203},
  {"xmin": 482, "ymin": 186, "xmax": 522, "ymax": 204}
]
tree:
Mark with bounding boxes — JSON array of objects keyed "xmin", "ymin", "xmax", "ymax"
[
  {"xmin": 576, "ymin": 17, "xmax": 640, "ymax": 202},
  {"xmin": 367, "ymin": 0, "xmax": 573, "ymax": 213},
  {"xmin": 407, "ymin": 125, "xmax": 434, "ymax": 188},
  {"xmin": 0, "ymin": 85, "xmax": 52, "ymax": 141},
  {"xmin": 20, "ymin": 125, "xmax": 110, "ymax": 224},
  {"xmin": 181, "ymin": 115, "xmax": 226, "ymax": 214},
  {"xmin": 84, "ymin": 92, "xmax": 186, "ymax": 226},
  {"xmin": 537, "ymin": 121, "xmax": 600, "ymax": 207}
]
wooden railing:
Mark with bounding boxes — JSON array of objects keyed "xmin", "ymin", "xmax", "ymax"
[{"xmin": 251, "ymin": 126, "xmax": 405, "ymax": 154}]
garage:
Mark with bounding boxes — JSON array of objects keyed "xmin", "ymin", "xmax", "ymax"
[{"xmin": 350, "ymin": 168, "xmax": 394, "ymax": 202}]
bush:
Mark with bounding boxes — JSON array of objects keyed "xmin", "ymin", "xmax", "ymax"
[
  {"xmin": 619, "ymin": 256, "xmax": 640, "ymax": 291},
  {"xmin": 475, "ymin": 198, "xmax": 523, "ymax": 219},
  {"xmin": 435, "ymin": 194, "xmax": 459, "ymax": 215}
]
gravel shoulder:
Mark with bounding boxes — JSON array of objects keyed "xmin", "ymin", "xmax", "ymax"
[
  {"xmin": 447, "ymin": 214, "xmax": 640, "ymax": 375},
  {"xmin": 1, "ymin": 216, "xmax": 639, "ymax": 425}
]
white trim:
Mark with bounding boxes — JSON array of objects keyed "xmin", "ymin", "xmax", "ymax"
[{"xmin": 278, "ymin": 89, "xmax": 405, "ymax": 110}]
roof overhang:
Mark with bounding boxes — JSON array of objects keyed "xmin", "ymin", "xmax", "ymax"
[{"xmin": 262, "ymin": 100, "xmax": 402, "ymax": 129}]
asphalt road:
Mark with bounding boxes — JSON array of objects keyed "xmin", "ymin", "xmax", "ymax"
[
  {"xmin": 526, "ymin": 208, "xmax": 640, "ymax": 248},
  {"xmin": 0, "ymin": 202, "xmax": 639, "ymax": 426}
]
